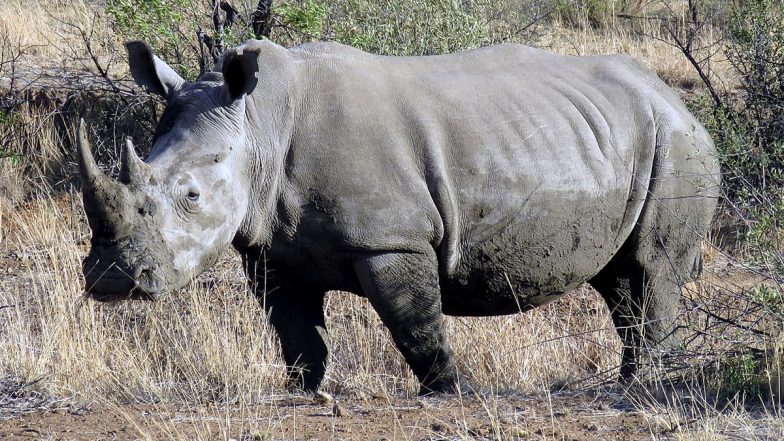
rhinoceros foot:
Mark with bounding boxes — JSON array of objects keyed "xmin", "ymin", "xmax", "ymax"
[{"xmin": 418, "ymin": 373, "xmax": 478, "ymax": 397}]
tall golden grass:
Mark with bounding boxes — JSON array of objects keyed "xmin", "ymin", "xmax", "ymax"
[
  {"xmin": 1, "ymin": 191, "xmax": 622, "ymax": 401},
  {"xmin": 0, "ymin": 0, "xmax": 97, "ymax": 59},
  {"xmin": 1, "ymin": 1, "xmax": 782, "ymax": 439}
]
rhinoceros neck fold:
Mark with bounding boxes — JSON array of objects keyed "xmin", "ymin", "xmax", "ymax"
[{"xmin": 232, "ymin": 50, "xmax": 301, "ymax": 250}]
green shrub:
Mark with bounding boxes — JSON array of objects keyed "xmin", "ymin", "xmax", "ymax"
[
  {"xmin": 307, "ymin": 0, "xmax": 489, "ymax": 55},
  {"xmin": 107, "ymin": 0, "xmax": 232, "ymax": 80},
  {"xmin": 272, "ymin": 0, "xmax": 545, "ymax": 56},
  {"xmin": 725, "ymin": 0, "xmax": 784, "ymax": 198},
  {"xmin": 688, "ymin": 0, "xmax": 784, "ymax": 269},
  {"xmin": 717, "ymin": 353, "xmax": 762, "ymax": 401},
  {"xmin": 107, "ymin": 0, "xmax": 549, "ymax": 75},
  {"xmin": 275, "ymin": 0, "xmax": 327, "ymax": 39},
  {"xmin": 0, "ymin": 112, "xmax": 20, "ymax": 163}
]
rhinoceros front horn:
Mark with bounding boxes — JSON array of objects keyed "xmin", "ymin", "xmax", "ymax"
[
  {"xmin": 77, "ymin": 119, "xmax": 133, "ymax": 236},
  {"xmin": 76, "ymin": 118, "xmax": 107, "ymax": 189},
  {"xmin": 119, "ymin": 137, "xmax": 151, "ymax": 185}
]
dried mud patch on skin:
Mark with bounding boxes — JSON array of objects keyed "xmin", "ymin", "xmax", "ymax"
[{"xmin": 0, "ymin": 391, "xmax": 659, "ymax": 441}]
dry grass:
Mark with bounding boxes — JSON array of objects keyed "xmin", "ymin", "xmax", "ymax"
[
  {"xmin": 538, "ymin": 12, "xmax": 732, "ymax": 93},
  {"xmin": 632, "ymin": 382, "xmax": 784, "ymax": 440},
  {"xmin": 0, "ymin": 1, "xmax": 782, "ymax": 439},
  {"xmin": 0, "ymin": 102, "xmax": 70, "ymax": 198},
  {"xmin": 0, "ymin": 193, "xmax": 621, "ymax": 402},
  {"xmin": 2, "ymin": 152, "xmax": 781, "ymax": 440},
  {"xmin": 0, "ymin": 0, "xmax": 98, "ymax": 61},
  {"xmin": 2, "ymin": 194, "xmax": 281, "ymax": 402}
]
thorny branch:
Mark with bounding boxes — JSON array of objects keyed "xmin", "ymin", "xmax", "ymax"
[
  {"xmin": 619, "ymin": 1, "xmax": 727, "ymax": 111},
  {"xmin": 198, "ymin": 0, "xmax": 274, "ymax": 74}
]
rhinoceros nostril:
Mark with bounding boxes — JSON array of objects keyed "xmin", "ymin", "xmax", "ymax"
[
  {"xmin": 132, "ymin": 266, "xmax": 161, "ymax": 296},
  {"xmin": 132, "ymin": 266, "xmax": 150, "ymax": 285}
]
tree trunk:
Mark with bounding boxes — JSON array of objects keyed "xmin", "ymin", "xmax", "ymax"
[{"xmin": 251, "ymin": 0, "xmax": 274, "ymax": 39}]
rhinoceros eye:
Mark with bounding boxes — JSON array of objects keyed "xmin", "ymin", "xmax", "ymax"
[{"xmin": 175, "ymin": 178, "xmax": 201, "ymax": 213}]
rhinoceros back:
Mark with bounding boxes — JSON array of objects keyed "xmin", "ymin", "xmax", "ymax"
[{"xmin": 279, "ymin": 42, "xmax": 715, "ymax": 314}]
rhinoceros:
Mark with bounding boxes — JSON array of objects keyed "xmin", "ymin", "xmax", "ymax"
[{"xmin": 78, "ymin": 39, "xmax": 719, "ymax": 394}]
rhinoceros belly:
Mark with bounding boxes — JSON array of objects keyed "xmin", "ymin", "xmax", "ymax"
[{"xmin": 439, "ymin": 186, "xmax": 629, "ymax": 316}]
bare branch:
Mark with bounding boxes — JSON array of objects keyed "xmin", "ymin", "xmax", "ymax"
[{"xmin": 250, "ymin": 0, "xmax": 274, "ymax": 39}]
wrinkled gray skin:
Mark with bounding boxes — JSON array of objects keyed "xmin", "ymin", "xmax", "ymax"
[{"xmin": 79, "ymin": 39, "xmax": 720, "ymax": 394}]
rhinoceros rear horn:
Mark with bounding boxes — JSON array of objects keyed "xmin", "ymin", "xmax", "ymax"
[{"xmin": 120, "ymin": 137, "xmax": 151, "ymax": 185}]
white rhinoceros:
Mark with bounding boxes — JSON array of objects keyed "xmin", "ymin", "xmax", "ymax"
[{"xmin": 77, "ymin": 39, "xmax": 720, "ymax": 394}]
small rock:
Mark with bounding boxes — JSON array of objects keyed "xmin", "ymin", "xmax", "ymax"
[
  {"xmin": 313, "ymin": 391, "xmax": 334, "ymax": 404},
  {"xmin": 332, "ymin": 403, "xmax": 348, "ymax": 417}
]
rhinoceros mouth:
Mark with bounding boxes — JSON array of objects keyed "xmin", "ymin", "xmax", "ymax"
[
  {"xmin": 83, "ymin": 267, "xmax": 162, "ymax": 303},
  {"xmin": 87, "ymin": 288, "xmax": 156, "ymax": 303}
]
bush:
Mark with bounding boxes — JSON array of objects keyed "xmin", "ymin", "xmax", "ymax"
[
  {"xmin": 107, "ymin": 0, "xmax": 495, "ymax": 73},
  {"xmin": 552, "ymin": 0, "xmax": 641, "ymax": 28},
  {"xmin": 325, "ymin": 0, "xmax": 488, "ymax": 55},
  {"xmin": 106, "ymin": 0, "xmax": 552, "ymax": 77},
  {"xmin": 272, "ymin": 0, "xmax": 548, "ymax": 55},
  {"xmin": 688, "ymin": 0, "xmax": 784, "ymax": 270},
  {"xmin": 107, "ymin": 0, "xmax": 207, "ymax": 80},
  {"xmin": 275, "ymin": 0, "xmax": 327, "ymax": 40},
  {"xmin": 725, "ymin": 0, "xmax": 784, "ymax": 200}
]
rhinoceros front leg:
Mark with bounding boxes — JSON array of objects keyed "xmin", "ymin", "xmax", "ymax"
[
  {"xmin": 353, "ymin": 250, "xmax": 466, "ymax": 395},
  {"xmin": 241, "ymin": 252, "xmax": 329, "ymax": 391},
  {"xmin": 263, "ymin": 289, "xmax": 330, "ymax": 391}
]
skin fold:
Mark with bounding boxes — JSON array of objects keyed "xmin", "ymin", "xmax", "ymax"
[{"xmin": 79, "ymin": 39, "xmax": 720, "ymax": 394}]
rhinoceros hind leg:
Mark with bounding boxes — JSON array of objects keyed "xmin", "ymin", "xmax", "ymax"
[
  {"xmin": 592, "ymin": 126, "xmax": 717, "ymax": 381},
  {"xmin": 590, "ymin": 228, "xmax": 704, "ymax": 382},
  {"xmin": 354, "ymin": 250, "xmax": 463, "ymax": 394},
  {"xmin": 589, "ymin": 261, "xmax": 680, "ymax": 381}
]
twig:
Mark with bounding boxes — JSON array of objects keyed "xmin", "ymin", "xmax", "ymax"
[{"xmin": 251, "ymin": 0, "xmax": 274, "ymax": 39}]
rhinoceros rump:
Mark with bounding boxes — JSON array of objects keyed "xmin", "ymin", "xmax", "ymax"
[{"xmin": 79, "ymin": 39, "xmax": 720, "ymax": 394}]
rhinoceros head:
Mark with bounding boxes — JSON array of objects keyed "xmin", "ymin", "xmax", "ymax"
[{"xmin": 80, "ymin": 41, "xmax": 261, "ymax": 301}]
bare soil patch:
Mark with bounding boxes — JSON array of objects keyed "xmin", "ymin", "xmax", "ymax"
[{"xmin": 0, "ymin": 391, "xmax": 655, "ymax": 441}]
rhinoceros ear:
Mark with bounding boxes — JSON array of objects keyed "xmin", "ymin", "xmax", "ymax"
[
  {"xmin": 126, "ymin": 41, "xmax": 186, "ymax": 99},
  {"xmin": 221, "ymin": 43, "xmax": 261, "ymax": 101}
]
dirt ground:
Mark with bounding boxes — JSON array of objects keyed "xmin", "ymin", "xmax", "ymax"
[{"xmin": 0, "ymin": 391, "xmax": 660, "ymax": 441}]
